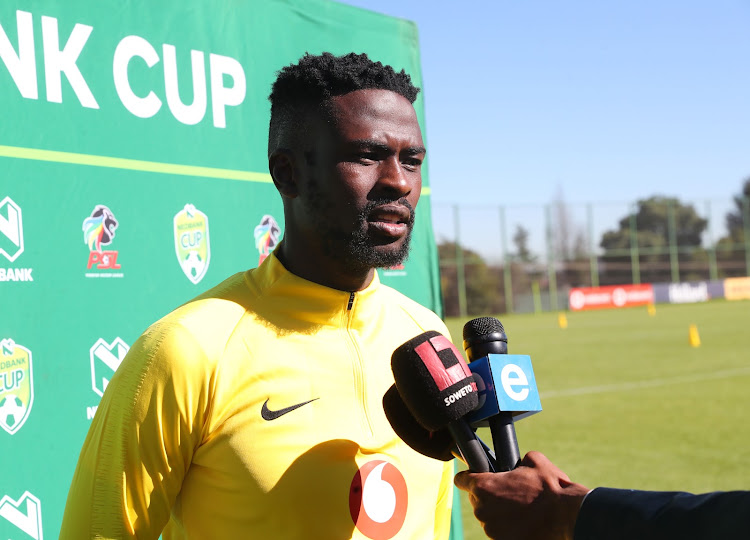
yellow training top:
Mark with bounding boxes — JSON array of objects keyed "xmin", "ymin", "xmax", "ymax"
[{"xmin": 61, "ymin": 253, "xmax": 454, "ymax": 539}]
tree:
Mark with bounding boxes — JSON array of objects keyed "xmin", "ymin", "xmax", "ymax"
[
  {"xmin": 438, "ymin": 241, "xmax": 504, "ymax": 317},
  {"xmin": 716, "ymin": 177, "xmax": 750, "ymax": 276},
  {"xmin": 599, "ymin": 196, "xmax": 708, "ymax": 284},
  {"xmin": 511, "ymin": 225, "xmax": 536, "ymax": 263}
]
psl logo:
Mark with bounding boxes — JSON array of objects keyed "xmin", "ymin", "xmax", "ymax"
[
  {"xmin": 349, "ymin": 460, "xmax": 408, "ymax": 540},
  {"xmin": 0, "ymin": 197, "xmax": 24, "ymax": 262},
  {"xmin": 0, "ymin": 491, "xmax": 43, "ymax": 540},
  {"xmin": 174, "ymin": 204, "xmax": 210, "ymax": 284},
  {"xmin": 90, "ymin": 337, "xmax": 129, "ymax": 397},
  {"xmin": 253, "ymin": 214, "xmax": 280, "ymax": 265},
  {"xmin": 0, "ymin": 339, "xmax": 34, "ymax": 435},
  {"xmin": 82, "ymin": 205, "xmax": 121, "ymax": 271}
]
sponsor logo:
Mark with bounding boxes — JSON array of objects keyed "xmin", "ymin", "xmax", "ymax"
[
  {"xmin": 349, "ymin": 460, "xmax": 408, "ymax": 540},
  {"xmin": 0, "ymin": 338, "xmax": 34, "ymax": 435},
  {"xmin": 260, "ymin": 397, "xmax": 319, "ymax": 421},
  {"xmin": 569, "ymin": 284, "xmax": 654, "ymax": 311},
  {"xmin": 83, "ymin": 204, "xmax": 123, "ymax": 278},
  {"xmin": 668, "ymin": 282, "xmax": 709, "ymax": 304},
  {"xmin": 253, "ymin": 214, "xmax": 280, "ymax": 265},
  {"xmin": 724, "ymin": 277, "xmax": 750, "ymax": 301},
  {"xmin": 0, "ymin": 196, "xmax": 24, "ymax": 262},
  {"xmin": 90, "ymin": 337, "xmax": 129, "ymax": 398},
  {"xmin": 0, "ymin": 196, "xmax": 34, "ymax": 282},
  {"xmin": 174, "ymin": 204, "xmax": 210, "ymax": 284},
  {"xmin": 0, "ymin": 491, "xmax": 43, "ymax": 540}
]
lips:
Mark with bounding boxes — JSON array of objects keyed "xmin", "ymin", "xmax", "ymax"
[{"xmin": 367, "ymin": 205, "xmax": 412, "ymax": 237}]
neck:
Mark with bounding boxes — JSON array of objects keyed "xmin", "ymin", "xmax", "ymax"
[{"xmin": 275, "ymin": 239, "xmax": 375, "ymax": 292}]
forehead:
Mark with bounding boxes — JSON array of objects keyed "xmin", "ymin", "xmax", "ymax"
[{"xmin": 324, "ymin": 89, "xmax": 424, "ymax": 147}]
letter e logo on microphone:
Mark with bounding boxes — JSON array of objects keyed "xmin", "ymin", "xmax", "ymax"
[{"xmin": 500, "ymin": 364, "xmax": 529, "ymax": 401}]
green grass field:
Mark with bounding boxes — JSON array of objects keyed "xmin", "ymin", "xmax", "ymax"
[{"xmin": 444, "ymin": 299, "xmax": 750, "ymax": 540}]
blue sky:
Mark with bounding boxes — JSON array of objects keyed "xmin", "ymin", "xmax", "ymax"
[{"xmin": 340, "ymin": 0, "xmax": 750, "ymax": 256}]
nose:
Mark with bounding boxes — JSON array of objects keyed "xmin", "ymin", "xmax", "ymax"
[{"xmin": 375, "ymin": 156, "xmax": 418, "ymax": 199}]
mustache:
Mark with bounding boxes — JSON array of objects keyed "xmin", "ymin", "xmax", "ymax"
[{"xmin": 361, "ymin": 198, "xmax": 415, "ymax": 224}]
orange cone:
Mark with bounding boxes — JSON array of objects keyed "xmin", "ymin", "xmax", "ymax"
[{"xmin": 558, "ymin": 312, "xmax": 568, "ymax": 329}]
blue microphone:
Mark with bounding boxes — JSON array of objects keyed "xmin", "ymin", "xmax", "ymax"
[{"xmin": 463, "ymin": 317, "xmax": 542, "ymax": 471}]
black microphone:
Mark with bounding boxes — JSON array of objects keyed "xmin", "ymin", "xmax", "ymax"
[
  {"xmin": 391, "ymin": 331, "xmax": 491, "ymax": 472},
  {"xmin": 382, "ymin": 384, "xmax": 455, "ymax": 461},
  {"xmin": 463, "ymin": 317, "xmax": 521, "ymax": 471}
]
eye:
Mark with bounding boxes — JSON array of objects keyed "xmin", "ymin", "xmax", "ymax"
[
  {"xmin": 401, "ymin": 157, "xmax": 423, "ymax": 172},
  {"xmin": 357, "ymin": 152, "xmax": 379, "ymax": 164}
]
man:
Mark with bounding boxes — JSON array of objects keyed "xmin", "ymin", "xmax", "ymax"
[
  {"xmin": 455, "ymin": 451, "xmax": 750, "ymax": 540},
  {"xmin": 61, "ymin": 52, "xmax": 454, "ymax": 539}
]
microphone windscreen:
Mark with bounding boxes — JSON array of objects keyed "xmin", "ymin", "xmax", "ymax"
[
  {"xmin": 462, "ymin": 316, "xmax": 507, "ymax": 359},
  {"xmin": 383, "ymin": 385, "xmax": 455, "ymax": 461},
  {"xmin": 391, "ymin": 331, "xmax": 478, "ymax": 431}
]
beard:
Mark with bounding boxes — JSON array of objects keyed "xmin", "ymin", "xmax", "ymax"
[
  {"xmin": 303, "ymin": 184, "xmax": 416, "ymax": 273},
  {"xmin": 344, "ymin": 197, "xmax": 416, "ymax": 270}
]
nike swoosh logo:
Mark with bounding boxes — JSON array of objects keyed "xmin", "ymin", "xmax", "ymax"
[{"xmin": 261, "ymin": 398, "xmax": 319, "ymax": 421}]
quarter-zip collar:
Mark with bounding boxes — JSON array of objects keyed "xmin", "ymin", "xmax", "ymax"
[{"xmin": 244, "ymin": 251, "xmax": 382, "ymax": 330}]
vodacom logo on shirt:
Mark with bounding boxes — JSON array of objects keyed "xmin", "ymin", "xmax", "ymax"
[{"xmin": 349, "ymin": 460, "xmax": 408, "ymax": 540}]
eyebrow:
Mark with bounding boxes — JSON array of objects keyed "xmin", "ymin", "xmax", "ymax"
[{"xmin": 350, "ymin": 139, "xmax": 426, "ymax": 156}]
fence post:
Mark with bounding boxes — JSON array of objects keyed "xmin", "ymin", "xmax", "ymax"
[
  {"xmin": 499, "ymin": 206, "xmax": 513, "ymax": 313},
  {"xmin": 545, "ymin": 205, "xmax": 558, "ymax": 311},
  {"xmin": 588, "ymin": 203, "xmax": 599, "ymax": 287},
  {"xmin": 706, "ymin": 200, "xmax": 718, "ymax": 281},
  {"xmin": 743, "ymin": 196, "xmax": 750, "ymax": 276},
  {"xmin": 667, "ymin": 199, "xmax": 679, "ymax": 282},
  {"xmin": 453, "ymin": 205, "xmax": 467, "ymax": 318},
  {"xmin": 629, "ymin": 204, "xmax": 641, "ymax": 284}
]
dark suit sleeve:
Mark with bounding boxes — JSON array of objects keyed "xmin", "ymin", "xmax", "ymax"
[{"xmin": 574, "ymin": 487, "xmax": 750, "ymax": 540}]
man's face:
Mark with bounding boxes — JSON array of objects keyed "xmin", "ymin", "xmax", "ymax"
[{"xmin": 297, "ymin": 88, "xmax": 425, "ymax": 273}]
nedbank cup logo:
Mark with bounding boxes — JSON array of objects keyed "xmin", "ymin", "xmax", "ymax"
[
  {"xmin": 174, "ymin": 204, "xmax": 210, "ymax": 284},
  {"xmin": 90, "ymin": 337, "xmax": 129, "ymax": 398},
  {"xmin": 253, "ymin": 214, "xmax": 280, "ymax": 265},
  {"xmin": 0, "ymin": 490, "xmax": 43, "ymax": 540},
  {"xmin": 0, "ymin": 338, "xmax": 34, "ymax": 435},
  {"xmin": 0, "ymin": 197, "xmax": 24, "ymax": 263}
]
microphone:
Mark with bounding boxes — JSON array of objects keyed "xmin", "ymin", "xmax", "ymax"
[
  {"xmin": 463, "ymin": 317, "xmax": 520, "ymax": 472},
  {"xmin": 382, "ymin": 384, "xmax": 455, "ymax": 461},
  {"xmin": 391, "ymin": 330, "xmax": 492, "ymax": 472}
]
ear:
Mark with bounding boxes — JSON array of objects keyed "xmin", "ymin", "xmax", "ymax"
[{"xmin": 269, "ymin": 149, "xmax": 299, "ymax": 199}]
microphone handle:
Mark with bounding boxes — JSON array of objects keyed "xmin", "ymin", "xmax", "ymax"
[
  {"xmin": 448, "ymin": 420, "xmax": 491, "ymax": 472},
  {"xmin": 489, "ymin": 412, "xmax": 521, "ymax": 471}
]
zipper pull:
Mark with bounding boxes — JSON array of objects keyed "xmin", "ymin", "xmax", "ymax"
[{"xmin": 347, "ymin": 291, "xmax": 355, "ymax": 311}]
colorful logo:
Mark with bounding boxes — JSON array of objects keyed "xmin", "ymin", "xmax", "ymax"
[
  {"xmin": 90, "ymin": 337, "xmax": 129, "ymax": 398},
  {"xmin": 174, "ymin": 204, "xmax": 210, "ymax": 284},
  {"xmin": 253, "ymin": 214, "xmax": 280, "ymax": 265},
  {"xmin": 0, "ymin": 196, "xmax": 24, "ymax": 262},
  {"xmin": 349, "ymin": 460, "xmax": 408, "ymax": 540},
  {"xmin": 83, "ymin": 204, "xmax": 122, "ymax": 276},
  {"xmin": 0, "ymin": 491, "xmax": 43, "ymax": 540},
  {"xmin": 0, "ymin": 338, "xmax": 34, "ymax": 435}
]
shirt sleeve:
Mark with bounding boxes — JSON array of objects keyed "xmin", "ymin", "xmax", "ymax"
[
  {"xmin": 60, "ymin": 322, "xmax": 215, "ymax": 539},
  {"xmin": 574, "ymin": 487, "xmax": 750, "ymax": 540}
]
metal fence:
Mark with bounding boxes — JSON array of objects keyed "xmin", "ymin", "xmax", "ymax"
[{"xmin": 431, "ymin": 197, "xmax": 750, "ymax": 317}]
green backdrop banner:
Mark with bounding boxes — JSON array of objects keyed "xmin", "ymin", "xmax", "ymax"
[{"xmin": 0, "ymin": 1, "xmax": 450, "ymax": 538}]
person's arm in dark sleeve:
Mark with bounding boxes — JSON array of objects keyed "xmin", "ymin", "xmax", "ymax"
[{"xmin": 575, "ymin": 487, "xmax": 750, "ymax": 540}]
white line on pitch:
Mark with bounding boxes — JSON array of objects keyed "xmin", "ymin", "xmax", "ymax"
[{"xmin": 540, "ymin": 366, "xmax": 750, "ymax": 399}]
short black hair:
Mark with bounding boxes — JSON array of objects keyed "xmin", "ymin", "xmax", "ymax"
[{"xmin": 268, "ymin": 52, "xmax": 420, "ymax": 156}]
